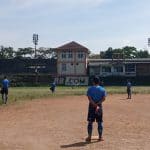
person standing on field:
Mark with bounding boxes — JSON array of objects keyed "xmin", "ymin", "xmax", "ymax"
[
  {"xmin": 1, "ymin": 76, "xmax": 10, "ymax": 104},
  {"xmin": 86, "ymin": 77, "xmax": 106, "ymax": 142},
  {"xmin": 50, "ymin": 81, "xmax": 56, "ymax": 93},
  {"xmin": 127, "ymin": 80, "xmax": 132, "ymax": 99}
]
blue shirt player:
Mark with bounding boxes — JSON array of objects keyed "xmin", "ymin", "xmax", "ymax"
[
  {"xmin": 50, "ymin": 82, "xmax": 56, "ymax": 93},
  {"xmin": 1, "ymin": 76, "xmax": 9, "ymax": 104},
  {"xmin": 86, "ymin": 77, "xmax": 106, "ymax": 142},
  {"xmin": 127, "ymin": 80, "xmax": 132, "ymax": 99}
]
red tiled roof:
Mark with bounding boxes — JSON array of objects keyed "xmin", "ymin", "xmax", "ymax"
[{"xmin": 55, "ymin": 41, "xmax": 89, "ymax": 51}]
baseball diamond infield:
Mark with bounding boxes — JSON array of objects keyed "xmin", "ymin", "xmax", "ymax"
[{"xmin": 0, "ymin": 94, "xmax": 150, "ymax": 150}]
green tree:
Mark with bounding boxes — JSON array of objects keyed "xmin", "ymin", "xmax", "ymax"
[
  {"xmin": 100, "ymin": 47, "xmax": 113, "ymax": 59},
  {"xmin": 122, "ymin": 46, "xmax": 137, "ymax": 58},
  {"xmin": 0, "ymin": 46, "xmax": 14, "ymax": 59},
  {"xmin": 15, "ymin": 47, "xmax": 34, "ymax": 58},
  {"xmin": 89, "ymin": 54, "xmax": 100, "ymax": 59},
  {"xmin": 37, "ymin": 47, "xmax": 56, "ymax": 59},
  {"xmin": 104, "ymin": 47, "xmax": 113, "ymax": 59},
  {"xmin": 136, "ymin": 50, "xmax": 149, "ymax": 58},
  {"xmin": 100, "ymin": 51, "xmax": 105, "ymax": 58}
]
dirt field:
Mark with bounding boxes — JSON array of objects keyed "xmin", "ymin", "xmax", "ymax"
[{"xmin": 0, "ymin": 94, "xmax": 150, "ymax": 150}]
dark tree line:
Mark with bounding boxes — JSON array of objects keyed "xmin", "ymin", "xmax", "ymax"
[
  {"xmin": 0, "ymin": 46, "xmax": 56, "ymax": 59},
  {"xmin": 89, "ymin": 46, "xmax": 150, "ymax": 59},
  {"xmin": 0, "ymin": 45, "xmax": 149, "ymax": 59}
]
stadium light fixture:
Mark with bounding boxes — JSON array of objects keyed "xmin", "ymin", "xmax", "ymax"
[
  {"xmin": 148, "ymin": 38, "xmax": 150, "ymax": 47},
  {"xmin": 33, "ymin": 34, "xmax": 38, "ymax": 59},
  {"xmin": 33, "ymin": 34, "xmax": 39, "ymax": 84}
]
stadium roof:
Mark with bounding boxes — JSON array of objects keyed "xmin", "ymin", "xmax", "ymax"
[{"xmin": 88, "ymin": 58, "xmax": 150, "ymax": 66}]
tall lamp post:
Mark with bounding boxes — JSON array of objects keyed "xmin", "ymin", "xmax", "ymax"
[
  {"xmin": 33, "ymin": 34, "xmax": 39, "ymax": 84},
  {"xmin": 33, "ymin": 34, "xmax": 38, "ymax": 58},
  {"xmin": 148, "ymin": 38, "xmax": 150, "ymax": 47}
]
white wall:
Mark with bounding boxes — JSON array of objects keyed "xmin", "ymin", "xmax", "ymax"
[
  {"xmin": 76, "ymin": 63, "xmax": 86, "ymax": 75},
  {"xmin": 57, "ymin": 63, "xmax": 74, "ymax": 75},
  {"xmin": 57, "ymin": 50, "xmax": 87, "ymax": 76}
]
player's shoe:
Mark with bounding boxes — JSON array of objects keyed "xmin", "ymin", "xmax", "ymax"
[
  {"xmin": 85, "ymin": 136, "xmax": 91, "ymax": 142},
  {"xmin": 98, "ymin": 137, "xmax": 104, "ymax": 141}
]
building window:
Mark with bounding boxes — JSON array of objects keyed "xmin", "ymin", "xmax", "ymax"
[
  {"xmin": 125, "ymin": 64, "xmax": 135, "ymax": 72},
  {"xmin": 68, "ymin": 51, "xmax": 73, "ymax": 58},
  {"xmin": 61, "ymin": 52, "xmax": 66, "ymax": 59},
  {"xmin": 62, "ymin": 64, "xmax": 66, "ymax": 71},
  {"xmin": 78, "ymin": 51, "xmax": 84, "ymax": 59},
  {"xmin": 102, "ymin": 66, "xmax": 111, "ymax": 72},
  {"xmin": 114, "ymin": 66, "xmax": 123, "ymax": 72}
]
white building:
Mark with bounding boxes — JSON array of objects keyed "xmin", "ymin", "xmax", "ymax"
[
  {"xmin": 55, "ymin": 41, "xmax": 89, "ymax": 85},
  {"xmin": 55, "ymin": 41, "xmax": 89, "ymax": 76}
]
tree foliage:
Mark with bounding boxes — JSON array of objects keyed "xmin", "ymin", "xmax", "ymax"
[
  {"xmin": 100, "ymin": 46, "xmax": 150, "ymax": 59},
  {"xmin": 37, "ymin": 47, "xmax": 56, "ymax": 59},
  {"xmin": 15, "ymin": 47, "xmax": 34, "ymax": 58},
  {"xmin": 136, "ymin": 50, "xmax": 149, "ymax": 58},
  {"xmin": 0, "ymin": 46, "xmax": 14, "ymax": 59},
  {"xmin": 0, "ymin": 45, "xmax": 149, "ymax": 59},
  {"xmin": 14, "ymin": 47, "xmax": 56, "ymax": 59}
]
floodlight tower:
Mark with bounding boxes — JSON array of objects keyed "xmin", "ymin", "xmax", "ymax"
[
  {"xmin": 148, "ymin": 38, "xmax": 150, "ymax": 47},
  {"xmin": 33, "ymin": 34, "xmax": 38, "ymax": 59},
  {"xmin": 33, "ymin": 34, "xmax": 39, "ymax": 84}
]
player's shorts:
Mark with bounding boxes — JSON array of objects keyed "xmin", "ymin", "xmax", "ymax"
[
  {"xmin": 1, "ymin": 88, "xmax": 8, "ymax": 95},
  {"xmin": 127, "ymin": 88, "xmax": 131, "ymax": 94},
  {"xmin": 87, "ymin": 104, "xmax": 103, "ymax": 122},
  {"xmin": 50, "ymin": 87, "xmax": 55, "ymax": 92}
]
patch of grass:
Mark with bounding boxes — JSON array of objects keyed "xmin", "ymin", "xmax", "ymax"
[
  {"xmin": 105, "ymin": 86, "xmax": 150, "ymax": 94},
  {"xmin": 1, "ymin": 86, "xmax": 150, "ymax": 105}
]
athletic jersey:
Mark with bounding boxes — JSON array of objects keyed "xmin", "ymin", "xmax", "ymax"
[
  {"xmin": 87, "ymin": 86, "xmax": 106, "ymax": 103},
  {"xmin": 51, "ymin": 82, "xmax": 56, "ymax": 88},
  {"xmin": 127, "ymin": 82, "xmax": 131, "ymax": 89},
  {"xmin": 2, "ymin": 79, "xmax": 9, "ymax": 89}
]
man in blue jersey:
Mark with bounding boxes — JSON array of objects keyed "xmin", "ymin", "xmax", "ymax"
[
  {"xmin": 86, "ymin": 77, "xmax": 106, "ymax": 142},
  {"xmin": 1, "ymin": 76, "xmax": 10, "ymax": 104},
  {"xmin": 50, "ymin": 81, "xmax": 56, "ymax": 93},
  {"xmin": 127, "ymin": 80, "xmax": 132, "ymax": 99}
]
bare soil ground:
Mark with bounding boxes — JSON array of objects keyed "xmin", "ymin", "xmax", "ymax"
[{"xmin": 0, "ymin": 94, "xmax": 150, "ymax": 150}]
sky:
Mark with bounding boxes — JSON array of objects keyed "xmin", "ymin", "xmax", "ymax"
[{"xmin": 0, "ymin": 0, "xmax": 150, "ymax": 53}]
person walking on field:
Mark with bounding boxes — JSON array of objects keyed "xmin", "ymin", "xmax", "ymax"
[
  {"xmin": 1, "ymin": 76, "xmax": 10, "ymax": 104},
  {"xmin": 86, "ymin": 77, "xmax": 107, "ymax": 142},
  {"xmin": 127, "ymin": 80, "xmax": 132, "ymax": 99}
]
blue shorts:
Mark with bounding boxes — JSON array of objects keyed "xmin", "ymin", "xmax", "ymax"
[
  {"xmin": 1, "ymin": 88, "xmax": 8, "ymax": 95},
  {"xmin": 87, "ymin": 104, "xmax": 103, "ymax": 122}
]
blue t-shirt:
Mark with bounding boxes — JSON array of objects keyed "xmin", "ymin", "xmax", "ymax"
[
  {"xmin": 127, "ymin": 82, "xmax": 131, "ymax": 89},
  {"xmin": 87, "ymin": 86, "xmax": 106, "ymax": 103},
  {"xmin": 51, "ymin": 82, "xmax": 56, "ymax": 88},
  {"xmin": 2, "ymin": 79, "xmax": 9, "ymax": 89}
]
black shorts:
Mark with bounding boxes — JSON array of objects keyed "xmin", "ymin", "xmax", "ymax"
[
  {"xmin": 127, "ymin": 88, "xmax": 131, "ymax": 94},
  {"xmin": 87, "ymin": 104, "xmax": 103, "ymax": 122},
  {"xmin": 50, "ymin": 87, "xmax": 55, "ymax": 92},
  {"xmin": 1, "ymin": 88, "xmax": 8, "ymax": 95}
]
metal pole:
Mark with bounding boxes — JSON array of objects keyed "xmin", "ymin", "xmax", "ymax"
[
  {"xmin": 35, "ymin": 44, "xmax": 36, "ymax": 59},
  {"xmin": 33, "ymin": 34, "xmax": 38, "ymax": 84}
]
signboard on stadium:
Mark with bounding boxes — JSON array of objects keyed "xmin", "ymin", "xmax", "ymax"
[{"xmin": 65, "ymin": 76, "xmax": 89, "ymax": 86}]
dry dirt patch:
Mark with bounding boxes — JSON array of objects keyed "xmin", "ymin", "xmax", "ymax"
[{"xmin": 0, "ymin": 94, "xmax": 150, "ymax": 150}]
